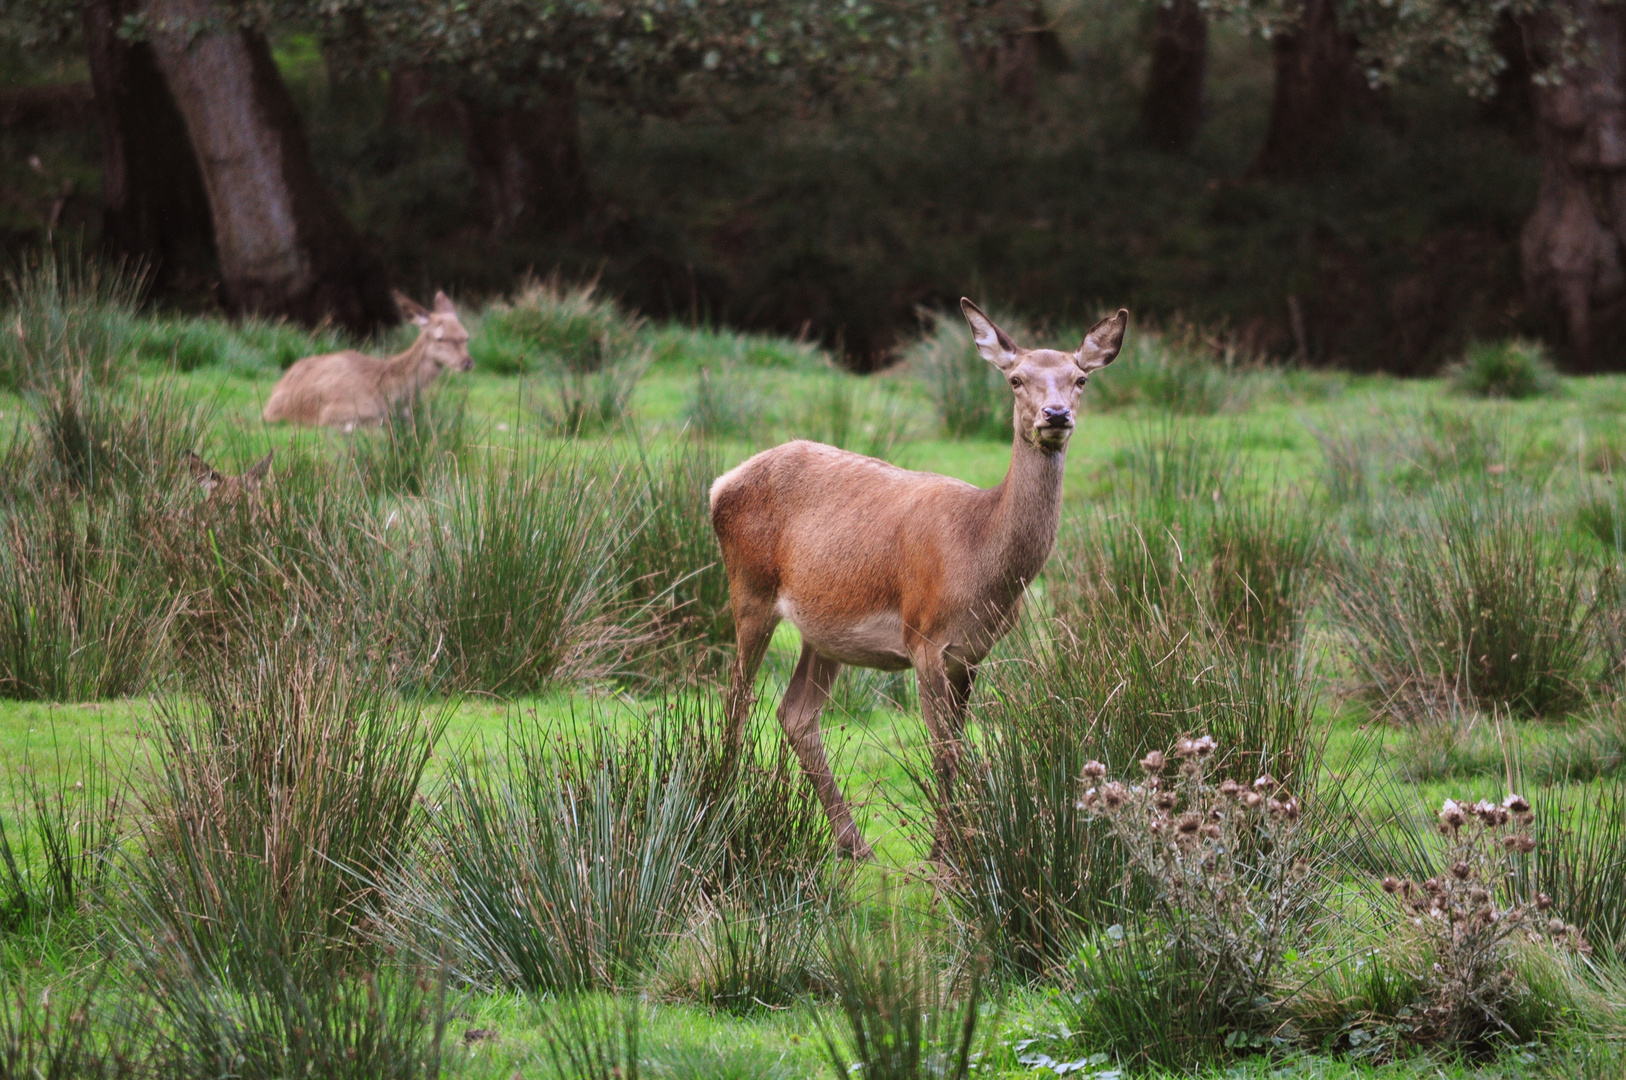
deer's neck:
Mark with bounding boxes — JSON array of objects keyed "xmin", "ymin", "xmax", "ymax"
[
  {"xmin": 985, "ymin": 433, "xmax": 1067, "ymax": 591},
  {"xmin": 377, "ymin": 332, "xmax": 434, "ymax": 402}
]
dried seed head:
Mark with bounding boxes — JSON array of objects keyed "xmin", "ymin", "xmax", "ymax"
[
  {"xmin": 1175, "ymin": 737, "xmax": 1199, "ymax": 759},
  {"xmin": 1502, "ymin": 834, "xmax": 1536, "ymax": 854},
  {"xmin": 1193, "ymin": 735, "xmax": 1216, "ymax": 757},
  {"xmin": 1382, "ymin": 876, "xmax": 1401, "ymax": 893},
  {"xmin": 1140, "ymin": 751, "xmax": 1167, "ymax": 775},
  {"xmin": 1253, "ymin": 774, "xmax": 1276, "ymax": 791},
  {"xmin": 1243, "ymin": 791, "xmax": 1263, "ymax": 809},
  {"xmin": 1155, "ymin": 791, "xmax": 1178, "ymax": 811},
  {"xmin": 1468, "ymin": 886, "xmax": 1490, "ymax": 906},
  {"xmin": 1101, "ymin": 782, "xmax": 1128, "ymax": 809},
  {"xmin": 1450, "ymin": 860, "xmax": 1472, "ymax": 880},
  {"xmin": 1548, "ymin": 918, "xmax": 1567, "ymax": 935},
  {"xmin": 1180, "ymin": 760, "xmax": 1201, "ymax": 779},
  {"xmin": 1536, "ymin": 892, "xmax": 1554, "ymax": 911},
  {"xmin": 1200, "ymin": 823, "xmax": 1222, "ymax": 839},
  {"xmin": 1439, "ymin": 799, "xmax": 1467, "ymax": 831},
  {"xmin": 1218, "ymin": 779, "xmax": 1239, "ymax": 798},
  {"xmin": 1503, "ymin": 793, "xmax": 1530, "ymax": 815},
  {"xmin": 1082, "ymin": 760, "xmax": 1107, "ymax": 779},
  {"xmin": 1176, "ymin": 812, "xmax": 1202, "ymax": 835},
  {"xmin": 1423, "ymin": 878, "xmax": 1444, "ymax": 896}
]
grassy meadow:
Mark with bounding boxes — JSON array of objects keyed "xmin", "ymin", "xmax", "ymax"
[{"xmin": 5, "ymin": 259, "xmax": 1626, "ymax": 1078}]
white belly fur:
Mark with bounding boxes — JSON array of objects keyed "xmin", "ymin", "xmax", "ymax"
[{"xmin": 775, "ymin": 597, "xmax": 912, "ymax": 670}]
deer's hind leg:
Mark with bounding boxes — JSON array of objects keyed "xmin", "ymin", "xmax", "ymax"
[
  {"xmin": 778, "ymin": 642, "xmax": 869, "ymax": 858},
  {"xmin": 723, "ymin": 587, "xmax": 779, "ymax": 753}
]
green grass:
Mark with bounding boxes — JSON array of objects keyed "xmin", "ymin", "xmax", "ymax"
[{"xmin": 6, "ymin": 286, "xmax": 1626, "ymax": 1075}]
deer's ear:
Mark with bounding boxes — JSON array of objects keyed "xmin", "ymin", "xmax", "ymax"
[
  {"xmin": 432, "ymin": 290, "xmax": 456, "ymax": 315},
  {"xmin": 1076, "ymin": 309, "xmax": 1128, "ymax": 373},
  {"xmin": 185, "ymin": 450, "xmax": 221, "ymax": 492},
  {"xmin": 243, "ymin": 450, "xmax": 273, "ymax": 487},
  {"xmin": 394, "ymin": 291, "xmax": 431, "ymax": 326},
  {"xmin": 960, "ymin": 298, "xmax": 1020, "ymax": 372}
]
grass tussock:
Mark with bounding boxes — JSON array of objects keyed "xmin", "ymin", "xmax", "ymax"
[
  {"xmin": 1449, "ymin": 339, "xmax": 1561, "ymax": 400},
  {"xmin": 907, "ymin": 307, "xmax": 1012, "ymax": 441},
  {"xmin": 0, "ymin": 737, "xmax": 125, "ymax": 930},
  {"xmin": 0, "ymin": 246, "xmax": 143, "ymax": 392}
]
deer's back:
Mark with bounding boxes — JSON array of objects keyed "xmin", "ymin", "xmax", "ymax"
[
  {"xmin": 263, "ymin": 350, "xmax": 388, "ymax": 427},
  {"xmin": 710, "ymin": 441, "xmax": 993, "ymax": 631}
]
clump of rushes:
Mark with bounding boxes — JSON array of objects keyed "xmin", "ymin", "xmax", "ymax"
[
  {"xmin": 1379, "ymin": 793, "xmax": 1588, "ymax": 1048},
  {"xmin": 1070, "ymin": 737, "xmax": 1319, "ymax": 1063},
  {"xmin": 475, "ymin": 275, "xmax": 641, "ymax": 376},
  {"xmin": 1448, "ymin": 339, "xmax": 1560, "ymax": 400},
  {"xmin": 907, "ymin": 306, "xmax": 1013, "ymax": 440}
]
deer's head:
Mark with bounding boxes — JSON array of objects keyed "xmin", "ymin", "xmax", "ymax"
[
  {"xmin": 960, "ymin": 299, "xmax": 1127, "ymax": 451},
  {"xmin": 397, "ymin": 291, "xmax": 473, "ymax": 372},
  {"xmin": 186, "ymin": 450, "xmax": 273, "ymax": 499}
]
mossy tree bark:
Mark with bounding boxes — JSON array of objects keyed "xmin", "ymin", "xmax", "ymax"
[
  {"xmin": 1250, "ymin": 0, "xmax": 1360, "ymax": 177},
  {"xmin": 82, "ymin": 0, "xmax": 215, "ymax": 284},
  {"xmin": 144, "ymin": 0, "xmax": 397, "ymax": 334},
  {"xmin": 1519, "ymin": 4, "xmax": 1626, "ymax": 369}
]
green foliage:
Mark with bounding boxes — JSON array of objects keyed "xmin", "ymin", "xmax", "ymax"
[
  {"xmin": 0, "ymin": 248, "xmax": 142, "ymax": 392},
  {"xmin": 475, "ymin": 279, "xmax": 641, "ymax": 376},
  {"xmin": 656, "ymin": 879, "xmax": 826, "ymax": 1014},
  {"xmin": 908, "ymin": 308, "xmax": 1010, "ymax": 441},
  {"xmin": 1449, "ymin": 340, "xmax": 1561, "ymax": 401},
  {"xmin": 1333, "ymin": 481, "xmax": 1594, "ymax": 720},
  {"xmin": 346, "ymin": 388, "xmax": 471, "ymax": 497},
  {"xmin": 0, "ymin": 738, "xmax": 124, "ymax": 931},
  {"xmin": 790, "ymin": 376, "xmax": 913, "ymax": 460},
  {"xmin": 1530, "ymin": 772, "xmax": 1626, "ymax": 960},
  {"xmin": 818, "ymin": 903, "xmax": 985, "ymax": 1080},
  {"xmin": 1086, "ymin": 325, "xmax": 1246, "ymax": 415},
  {"xmin": 685, "ymin": 365, "xmax": 762, "ymax": 440},
  {"xmin": 24, "ymin": 373, "xmax": 211, "ymax": 496},
  {"xmin": 538, "ymin": 359, "xmax": 646, "ymax": 437},
  {"xmin": 0, "ymin": 976, "xmax": 142, "ymax": 1079},
  {"xmin": 542, "ymin": 996, "xmax": 639, "ymax": 1080}
]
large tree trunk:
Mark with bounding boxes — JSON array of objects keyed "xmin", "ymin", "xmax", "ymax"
[
  {"xmin": 955, "ymin": 1, "xmax": 1069, "ymax": 109},
  {"xmin": 144, "ymin": 0, "xmax": 396, "ymax": 335},
  {"xmin": 1250, "ymin": 0, "xmax": 1360, "ymax": 177},
  {"xmin": 82, "ymin": 0, "xmax": 215, "ymax": 285},
  {"xmin": 1518, "ymin": 5, "xmax": 1626, "ymax": 369},
  {"xmin": 454, "ymin": 80, "xmax": 587, "ymax": 236},
  {"xmin": 1141, "ymin": 0, "xmax": 1207, "ymax": 154}
]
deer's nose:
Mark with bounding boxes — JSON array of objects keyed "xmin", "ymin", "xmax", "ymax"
[{"xmin": 1041, "ymin": 405, "xmax": 1072, "ymax": 427}]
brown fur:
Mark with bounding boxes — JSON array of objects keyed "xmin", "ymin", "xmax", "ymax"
[
  {"xmin": 711, "ymin": 299, "xmax": 1128, "ymax": 858},
  {"xmin": 185, "ymin": 449, "xmax": 273, "ymax": 501},
  {"xmin": 261, "ymin": 291, "xmax": 472, "ymax": 429}
]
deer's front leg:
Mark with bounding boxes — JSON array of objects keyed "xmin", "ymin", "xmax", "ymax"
[{"xmin": 912, "ymin": 640, "xmax": 975, "ymax": 861}]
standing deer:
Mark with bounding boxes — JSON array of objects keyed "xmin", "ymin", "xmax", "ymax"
[
  {"xmin": 711, "ymin": 299, "xmax": 1128, "ymax": 858},
  {"xmin": 261, "ymin": 291, "xmax": 472, "ymax": 429}
]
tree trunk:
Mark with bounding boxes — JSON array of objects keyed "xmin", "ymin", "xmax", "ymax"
[
  {"xmin": 144, "ymin": 0, "xmax": 396, "ymax": 335},
  {"xmin": 1250, "ymin": 0, "xmax": 1359, "ymax": 177},
  {"xmin": 82, "ymin": 0, "xmax": 215, "ymax": 284},
  {"xmin": 1519, "ymin": 4, "xmax": 1626, "ymax": 369},
  {"xmin": 955, "ymin": 1, "xmax": 1068, "ymax": 109},
  {"xmin": 1141, "ymin": 0, "xmax": 1207, "ymax": 154},
  {"xmin": 386, "ymin": 66, "xmax": 459, "ymax": 134},
  {"xmin": 454, "ymin": 80, "xmax": 587, "ymax": 236}
]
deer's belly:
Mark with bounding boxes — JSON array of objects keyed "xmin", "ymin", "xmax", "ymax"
[{"xmin": 776, "ymin": 599, "xmax": 912, "ymax": 671}]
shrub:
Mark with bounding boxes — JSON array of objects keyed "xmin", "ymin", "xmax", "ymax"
[
  {"xmin": 138, "ymin": 639, "xmax": 448, "ymax": 979},
  {"xmin": 346, "ymin": 388, "xmax": 471, "ymax": 497},
  {"xmin": 818, "ymin": 903, "xmax": 987, "ymax": 1080},
  {"xmin": 655, "ymin": 877, "xmax": 826, "ymax": 1014},
  {"xmin": 1375, "ymin": 793, "xmax": 1586, "ymax": 1048},
  {"xmin": 1449, "ymin": 339, "xmax": 1560, "ymax": 400},
  {"xmin": 1207, "ymin": 489, "xmax": 1323, "ymax": 649},
  {"xmin": 0, "ymin": 246, "xmax": 143, "ymax": 391},
  {"xmin": 475, "ymin": 277, "xmax": 641, "ymax": 376},
  {"xmin": 648, "ymin": 324, "xmax": 825, "ymax": 373},
  {"xmin": 1060, "ymin": 739, "xmax": 1320, "ymax": 1068},
  {"xmin": 132, "ymin": 319, "xmax": 226, "ymax": 372},
  {"xmin": 1333, "ymin": 481, "xmax": 1593, "ymax": 720},
  {"xmin": 906, "ymin": 307, "xmax": 1010, "ymax": 441},
  {"xmin": 0, "ymin": 488, "xmax": 179, "ymax": 701},
  {"xmin": 415, "ymin": 449, "xmax": 632, "ymax": 693}
]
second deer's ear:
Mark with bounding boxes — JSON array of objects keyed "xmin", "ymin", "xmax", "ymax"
[
  {"xmin": 185, "ymin": 450, "xmax": 221, "ymax": 492},
  {"xmin": 1075, "ymin": 309, "xmax": 1129, "ymax": 374},
  {"xmin": 243, "ymin": 450, "xmax": 274, "ymax": 487},
  {"xmin": 395, "ymin": 291, "xmax": 431, "ymax": 326},
  {"xmin": 960, "ymin": 298, "xmax": 1020, "ymax": 372}
]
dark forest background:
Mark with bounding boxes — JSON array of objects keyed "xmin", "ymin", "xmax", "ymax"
[{"xmin": 0, "ymin": 0, "xmax": 1612, "ymax": 372}]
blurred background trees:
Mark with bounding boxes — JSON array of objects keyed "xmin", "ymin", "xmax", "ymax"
[{"xmin": 1, "ymin": 0, "xmax": 1623, "ymax": 369}]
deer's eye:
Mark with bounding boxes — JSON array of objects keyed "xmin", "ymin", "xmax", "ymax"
[
  {"xmin": 1076, "ymin": 376, "xmax": 1088, "ymax": 387},
  {"xmin": 1009, "ymin": 377, "xmax": 1022, "ymax": 388}
]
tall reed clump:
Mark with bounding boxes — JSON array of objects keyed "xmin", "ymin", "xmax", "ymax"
[
  {"xmin": 0, "ymin": 487, "xmax": 179, "ymax": 701},
  {"xmin": 618, "ymin": 438, "xmax": 734, "ymax": 680},
  {"xmin": 134, "ymin": 639, "xmax": 449, "ymax": 981},
  {"xmin": 789, "ymin": 376, "xmax": 912, "ymax": 460},
  {"xmin": 416, "ymin": 448, "xmax": 633, "ymax": 693},
  {"xmin": 0, "ymin": 246, "xmax": 143, "ymax": 391},
  {"xmin": 0, "ymin": 738, "xmax": 126, "ymax": 930},
  {"xmin": 1448, "ymin": 339, "xmax": 1560, "ymax": 400},
  {"xmin": 395, "ymin": 694, "xmax": 830, "ymax": 993},
  {"xmin": 1529, "ymin": 772, "xmax": 1626, "ymax": 960},
  {"xmin": 1333, "ymin": 481, "xmax": 1593, "ymax": 720},
  {"xmin": 819, "ymin": 903, "xmax": 987, "ymax": 1080},
  {"xmin": 1085, "ymin": 322, "xmax": 1244, "ymax": 415},
  {"xmin": 907, "ymin": 307, "xmax": 1011, "ymax": 440},
  {"xmin": 346, "ymin": 388, "xmax": 471, "ymax": 497},
  {"xmin": 26, "ymin": 373, "xmax": 212, "ymax": 497},
  {"xmin": 0, "ymin": 974, "xmax": 146, "ymax": 1078},
  {"xmin": 1061, "ymin": 739, "xmax": 1321, "ymax": 1069}
]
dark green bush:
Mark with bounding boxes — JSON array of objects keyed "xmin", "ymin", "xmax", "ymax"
[
  {"xmin": 475, "ymin": 278, "xmax": 641, "ymax": 376},
  {"xmin": 1449, "ymin": 339, "xmax": 1560, "ymax": 400}
]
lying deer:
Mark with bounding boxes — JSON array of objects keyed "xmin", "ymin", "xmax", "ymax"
[
  {"xmin": 261, "ymin": 291, "xmax": 472, "ymax": 429},
  {"xmin": 711, "ymin": 299, "xmax": 1127, "ymax": 858},
  {"xmin": 185, "ymin": 449, "xmax": 273, "ymax": 500}
]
